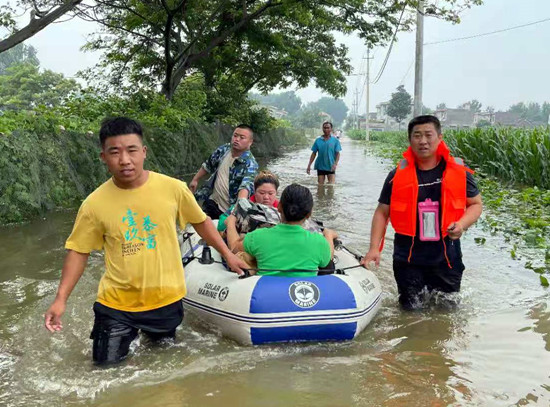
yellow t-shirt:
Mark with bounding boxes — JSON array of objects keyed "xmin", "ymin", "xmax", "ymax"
[{"xmin": 65, "ymin": 171, "xmax": 207, "ymax": 312}]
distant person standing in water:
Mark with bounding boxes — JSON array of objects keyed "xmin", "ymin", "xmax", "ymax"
[{"xmin": 306, "ymin": 121, "xmax": 342, "ymax": 184}]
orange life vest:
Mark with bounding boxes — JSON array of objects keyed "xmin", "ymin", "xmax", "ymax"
[{"xmin": 389, "ymin": 141, "xmax": 473, "ymax": 239}]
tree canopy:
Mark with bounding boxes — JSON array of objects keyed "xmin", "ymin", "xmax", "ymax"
[
  {"xmin": 0, "ymin": 0, "xmax": 484, "ymax": 116},
  {"xmin": 0, "ymin": 63, "xmax": 79, "ymax": 109},
  {"xmin": 459, "ymin": 99, "xmax": 482, "ymax": 112},
  {"xmin": 250, "ymin": 91, "xmax": 302, "ymax": 116},
  {"xmin": 387, "ymin": 85, "xmax": 411, "ymax": 126},
  {"xmin": 0, "ymin": 43, "xmax": 38, "ymax": 74},
  {"xmin": 308, "ymin": 97, "xmax": 348, "ymax": 127},
  {"xmin": 508, "ymin": 101, "xmax": 550, "ymax": 123},
  {"xmin": 23, "ymin": 0, "xmax": 480, "ymax": 101}
]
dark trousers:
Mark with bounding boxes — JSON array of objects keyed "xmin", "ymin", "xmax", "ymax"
[
  {"xmin": 90, "ymin": 301, "xmax": 183, "ymax": 365},
  {"xmin": 202, "ymin": 198, "xmax": 224, "ymax": 220},
  {"xmin": 393, "ymin": 259, "xmax": 465, "ymax": 310}
]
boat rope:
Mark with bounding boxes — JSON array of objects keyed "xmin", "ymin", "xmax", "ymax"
[{"xmin": 186, "ymin": 255, "xmax": 365, "ymax": 279}]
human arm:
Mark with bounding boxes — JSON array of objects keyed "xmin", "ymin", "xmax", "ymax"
[
  {"xmin": 306, "ymin": 151, "xmax": 317, "ymax": 175},
  {"xmin": 189, "ymin": 167, "xmax": 208, "ymax": 193},
  {"xmin": 225, "ymin": 214, "xmax": 245, "ymax": 253},
  {"xmin": 192, "ymin": 218, "xmax": 247, "ymax": 275},
  {"xmin": 360, "ymin": 203, "xmax": 390, "ymax": 268},
  {"xmin": 447, "ymin": 194, "xmax": 483, "ymax": 240},
  {"xmin": 44, "ymin": 250, "xmax": 89, "ymax": 332},
  {"xmin": 236, "ymin": 158, "xmax": 258, "ymax": 199},
  {"xmin": 331, "ymin": 152, "xmax": 341, "ymax": 172},
  {"xmin": 322, "ymin": 228, "xmax": 339, "ymax": 259},
  {"xmin": 237, "ymin": 188, "xmax": 249, "ymax": 199}
]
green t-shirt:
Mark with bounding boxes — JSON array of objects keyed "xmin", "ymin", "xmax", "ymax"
[{"xmin": 243, "ymin": 223, "xmax": 331, "ymax": 277}]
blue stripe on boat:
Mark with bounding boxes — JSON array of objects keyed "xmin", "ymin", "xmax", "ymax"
[
  {"xmin": 250, "ymin": 275, "xmax": 356, "ymax": 314},
  {"xmin": 250, "ymin": 322, "xmax": 357, "ymax": 344},
  {"xmin": 182, "ymin": 294, "xmax": 381, "ymax": 324}
]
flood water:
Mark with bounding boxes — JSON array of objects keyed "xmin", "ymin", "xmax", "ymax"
[{"xmin": 1, "ymin": 138, "xmax": 549, "ymax": 406}]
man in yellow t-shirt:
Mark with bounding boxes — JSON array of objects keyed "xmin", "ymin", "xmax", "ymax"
[{"xmin": 44, "ymin": 117, "xmax": 248, "ymax": 365}]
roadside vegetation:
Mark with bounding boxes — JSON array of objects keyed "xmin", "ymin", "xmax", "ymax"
[{"xmin": 349, "ymin": 127, "xmax": 550, "ymax": 285}]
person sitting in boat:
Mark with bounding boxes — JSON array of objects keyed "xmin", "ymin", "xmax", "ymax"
[
  {"xmin": 226, "ymin": 183, "xmax": 338, "ymax": 276},
  {"xmin": 217, "ymin": 170, "xmax": 280, "ymax": 234}
]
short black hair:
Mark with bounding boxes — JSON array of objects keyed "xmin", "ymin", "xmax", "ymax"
[
  {"xmin": 236, "ymin": 124, "xmax": 254, "ymax": 139},
  {"xmin": 280, "ymin": 183, "xmax": 313, "ymax": 222},
  {"xmin": 99, "ymin": 117, "xmax": 143, "ymax": 146},
  {"xmin": 254, "ymin": 170, "xmax": 279, "ymax": 190},
  {"xmin": 407, "ymin": 115, "xmax": 441, "ymax": 138},
  {"xmin": 322, "ymin": 121, "xmax": 333, "ymax": 129}
]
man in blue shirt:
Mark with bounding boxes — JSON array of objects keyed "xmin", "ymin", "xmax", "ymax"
[{"xmin": 306, "ymin": 121, "xmax": 342, "ymax": 184}]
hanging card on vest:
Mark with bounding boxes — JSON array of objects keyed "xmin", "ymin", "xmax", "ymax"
[{"xmin": 418, "ymin": 198, "xmax": 440, "ymax": 241}]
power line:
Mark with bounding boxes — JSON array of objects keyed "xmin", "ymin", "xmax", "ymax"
[
  {"xmin": 399, "ymin": 57, "xmax": 414, "ymax": 86},
  {"xmin": 424, "ymin": 17, "xmax": 550, "ymax": 45},
  {"xmin": 370, "ymin": 4, "xmax": 407, "ymax": 85}
]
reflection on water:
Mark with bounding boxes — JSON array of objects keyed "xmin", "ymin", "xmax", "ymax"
[{"xmin": 0, "ymin": 138, "xmax": 549, "ymax": 406}]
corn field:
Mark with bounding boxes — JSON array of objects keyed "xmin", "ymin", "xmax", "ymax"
[
  {"xmin": 445, "ymin": 127, "xmax": 550, "ymax": 189},
  {"xmin": 358, "ymin": 127, "xmax": 550, "ymax": 190}
]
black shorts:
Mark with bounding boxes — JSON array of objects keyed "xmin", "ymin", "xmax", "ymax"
[
  {"xmin": 90, "ymin": 300, "xmax": 184, "ymax": 365},
  {"xmin": 317, "ymin": 170, "xmax": 335, "ymax": 176},
  {"xmin": 393, "ymin": 259, "xmax": 465, "ymax": 310}
]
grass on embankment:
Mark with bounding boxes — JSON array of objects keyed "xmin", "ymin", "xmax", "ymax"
[
  {"xmin": 0, "ymin": 123, "xmax": 306, "ymax": 225},
  {"xmin": 347, "ymin": 127, "xmax": 550, "ymax": 286}
]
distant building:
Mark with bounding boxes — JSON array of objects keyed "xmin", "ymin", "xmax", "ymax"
[
  {"xmin": 474, "ymin": 110, "xmax": 545, "ymax": 128},
  {"xmin": 434, "ymin": 108, "xmax": 475, "ymax": 129},
  {"xmin": 264, "ymin": 105, "xmax": 288, "ymax": 119},
  {"xmin": 358, "ymin": 114, "xmax": 385, "ymax": 132}
]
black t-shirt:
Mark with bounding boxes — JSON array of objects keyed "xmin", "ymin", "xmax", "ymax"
[{"xmin": 379, "ymin": 160, "xmax": 479, "ymax": 265}]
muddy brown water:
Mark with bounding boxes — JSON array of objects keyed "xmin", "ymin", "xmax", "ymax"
[{"xmin": 0, "ymin": 139, "xmax": 549, "ymax": 406}]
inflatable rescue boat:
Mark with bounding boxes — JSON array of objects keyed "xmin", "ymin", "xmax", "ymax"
[{"xmin": 180, "ymin": 225, "xmax": 382, "ymax": 345}]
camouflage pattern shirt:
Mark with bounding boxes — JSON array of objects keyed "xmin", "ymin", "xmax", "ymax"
[{"xmin": 195, "ymin": 143, "xmax": 259, "ymax": 205}]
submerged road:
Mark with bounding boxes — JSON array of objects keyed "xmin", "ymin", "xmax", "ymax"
[{"xmin": 0, "ymin": 137, "xmax": 549, "ymax": 406}]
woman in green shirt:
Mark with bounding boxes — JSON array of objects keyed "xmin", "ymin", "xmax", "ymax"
[{"xmin": 227, "ymin": 183, "xmax": 338, "ymax": 276}]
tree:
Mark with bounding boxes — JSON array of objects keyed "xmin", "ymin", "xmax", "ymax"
[
  {"xmin": 0, "ymin": 43, "xmax": 39, "ymax": 74},
  {"xmin": 294, "ymin": 105, "xmax": 324, "ymax": 128},
  {"xmin": 460, "ymin": 99, "xmax": 482, "ymax": 112},
  {"xmin": 508, "ymin": 102, "xmax": 544, "ymax": 122},
  {"xmin": 436, "ymin": 103, "xmax": 447, "ymax": 110},
  {"xmin": 476, "ymin": 119, "xmax": 491, "ymax": 128},
  {"xmin": 0, "ymin": 63, "xmax": 79, "ymax": 109},
  {"xmin": 508, "ymin": 102, "xmax": 527, "ymax": 117},
  {"xmin": 0, "ymin": 0, "xmax": 83, "ymax": 53},
  {"xmin": 308, "ymin": 97, "xmax": 348, "ymax": 127},
  {"xmin": 387, "ymin": 85, "xmax": 411, "ymax": 129},
  {"xmin": 422, "ymin": 104, "xmax": 433, "ymax": 115},
  {"xmin": 526, "ymin": 102, "xmax": 542, "ymax": 122},
  {"xmin": 1, "ymin": 1, "xmax": 483, "ymax": 109},
  {"xmin": 542, "ymin": 102, "xmax": 550, "ymax": 124},
  {"xmin": 72, "ymin": 0, "xmax": 482, "ymax": 100},
  {"xmin": 250, "ymin": 91, "xmax": 302, "ymax": 116}
]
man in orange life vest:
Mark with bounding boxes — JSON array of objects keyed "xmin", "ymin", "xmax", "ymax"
[{"xmin": 361, "ymin": 115, "xmax": 482, "ymax": 310}]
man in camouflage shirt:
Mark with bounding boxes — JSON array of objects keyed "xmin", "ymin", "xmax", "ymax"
[{"xmin": 190, "ymin": 125, "xmax": 259, "ymax": 219}]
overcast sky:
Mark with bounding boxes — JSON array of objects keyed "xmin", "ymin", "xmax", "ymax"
[{"xmin": 13, "ymin": 0, "xmax": 550, "ymax": 113}]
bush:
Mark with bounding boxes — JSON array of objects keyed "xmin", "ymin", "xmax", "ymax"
[{"xmin": 0, "ymin": 122, "xmax": 306, "ymax": 224}]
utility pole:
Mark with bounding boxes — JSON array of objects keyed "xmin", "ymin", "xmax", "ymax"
[
  {"xmin": 413, "ymin": 0, "xmax": 424, "ymax": 117},
  {"xmin": 355, "ymin": 89, "xmax": 360, "ymax": 129},
  {"xmin": 365, "ymin": 47, "xmax": 372, "ymax": 141},
  {"xmin": 352, "ymin": 89, "xmax": 358, "ymax": 129}
]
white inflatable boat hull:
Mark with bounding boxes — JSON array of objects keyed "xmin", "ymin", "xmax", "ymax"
[{"xmin": 180, "ymin": 225, "xmax": 382, "ymax": 345}]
